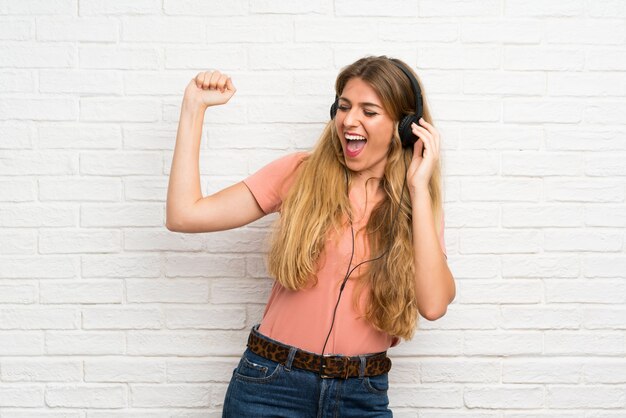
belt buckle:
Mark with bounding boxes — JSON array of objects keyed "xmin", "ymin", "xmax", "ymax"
[{"xmin": 320, "ymin": 355, "xmax": 350, "ymax": 379}]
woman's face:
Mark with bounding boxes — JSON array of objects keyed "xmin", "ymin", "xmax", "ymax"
[{"xmin": 334, "ymin": 77, "xmax": 395, "ymax": 179}]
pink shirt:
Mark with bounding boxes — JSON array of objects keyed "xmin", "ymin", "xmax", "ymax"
[{"xmin": 243, "ymin": 152, "xmax": 447, "ymax": 356}]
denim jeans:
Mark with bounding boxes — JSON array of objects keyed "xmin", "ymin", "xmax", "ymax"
[{"xmin": 222, "ymin": 326, "xmax": 392, "ymax": 417}]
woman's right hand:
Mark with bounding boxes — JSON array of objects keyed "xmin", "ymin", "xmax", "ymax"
[{"xmin": 183, "ymin": 70, "xmax": 236, "ymax": 109}]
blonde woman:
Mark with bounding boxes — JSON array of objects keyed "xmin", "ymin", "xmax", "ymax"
[{"xmin": 166, "ymin": 56, "xmax": 456, "ymax": 417}]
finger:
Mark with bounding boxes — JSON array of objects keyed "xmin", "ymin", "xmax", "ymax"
[
  {"xmin": 225, "ymin": 76, "xmax": 235, "ymax": 91},
  {"xmin": 217, "ymin": 74, "xmax": 229, "ymax": 93},
  {"xmin": 208, "ymin": 71, "xmax": 221, "ymax": 89},
  {"xmin": 195, "ymin": 72, "xmax": 205, "ymax": 88},
  {"xmin": 201, "ymin": 71, "xmax": 212, "ymax": 89}
]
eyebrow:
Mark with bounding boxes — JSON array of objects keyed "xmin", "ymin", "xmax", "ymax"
[{"xmin": 338, "ymin": 97, "xmax": 382, "ymax": 109}]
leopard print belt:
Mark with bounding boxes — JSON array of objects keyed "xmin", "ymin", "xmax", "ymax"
[{"xmin": 247, "ymin": 326, "xmax": 392, "ymax": 379}]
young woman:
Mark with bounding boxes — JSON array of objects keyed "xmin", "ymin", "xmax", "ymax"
[{"xmin": 166, "ymin": 56, "xmax": 455, "ymax": 417}]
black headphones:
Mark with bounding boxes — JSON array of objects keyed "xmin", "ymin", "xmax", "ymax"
[{"xmin": 329, "ymin": 58, "xmax": 424, "ymax": 148}]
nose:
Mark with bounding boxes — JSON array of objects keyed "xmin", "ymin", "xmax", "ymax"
[{"xmin": 342, "ymin": 107, "xmax": 360, "ymax": 129}]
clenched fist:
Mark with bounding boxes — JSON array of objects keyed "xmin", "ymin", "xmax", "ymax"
[{"xmin": 183, "ymin": 70, "xmax": 236, "ymax": 109}]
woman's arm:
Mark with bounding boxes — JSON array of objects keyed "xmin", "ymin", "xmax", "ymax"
[
  {"xmin": 166, "ymin": 71, "xmax": 265, "ymax": 233},
  {"xmin": 411, "ymin": 188, "xmax": 456, "ymax": 320}
]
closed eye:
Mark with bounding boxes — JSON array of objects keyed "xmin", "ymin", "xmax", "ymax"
[{"xmin": 337, "ymin": 106, "xmax": 377, "ymax": 117}]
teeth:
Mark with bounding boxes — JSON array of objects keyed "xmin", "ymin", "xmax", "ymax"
[{"xmin": 345, "ymin": 134, "xmax": 366, "ymax": 141}]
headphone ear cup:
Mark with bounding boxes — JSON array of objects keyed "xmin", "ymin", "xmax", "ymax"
[
  {"xmin": 330, "ymin": 97, "xmax": 338, "ymax": 120},
  {"xmin": 398, "ymin": 114, "xmax": 419, "ymax": 148}
]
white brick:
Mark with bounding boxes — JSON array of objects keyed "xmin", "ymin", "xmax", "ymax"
[
  {"xmin": 85, "ymin": 359, "xmax": 165, "ymax": 382},
  {"xmin": 165, "ymin": 255, "xmax": 245, "ymax": 278},
  {"xmin": 80, "ymin": 98, "xmax": 160, "ymax": 122},
  {"xmin": 210, "ymin": 278, "xmax": 272, "ymax": 304},
  {"xmin": 40, "ymin": 280, "xmax": 122, "ymax": 304},
  {"xmin": 127, "ymin": 330, "xmax": 248, "ymax": 356},
  {"xmin": 167, "ymin": 358, "xmax": 238, "ymax": 383},
  {"xmin": 45, "ymin": 384, "xmax": 126, "ymax": 408},
  {"xmin": 125, "ymin": 229, "xmax": 203, "ymax": 251},
  {"xmin": 419, "ymin": 305, "xmax": 498, "ymax": 330},
  {"xmin": 81, "ymin": 0, "xmax": 161, "ymax": 16},
  {"xmin": 504, "ymin": 47, "xmax": 584, "ymax": 71},
  {"xmin": 0, "ymin": 19, "xmax": 33, "ymax": 41},
  {"xmin": 502, "ymin": 358, "xmax": 582, "ymax": 383},
  {"xmin": 1, "ymin": 359, "xmax": 82, "ymax": 382},
  {"xmin": 461, "ymin": 125, "xmax": 543, "ymax": 150},
  {"xmin": 0, "ymin": 256, "xmax": 76, "ymax": 279},
  {"xmin": 39, "ymin": 178, "xmax": 121, "ymax": 202},
  {"xmin": 37, "ymin": 17, "xmax": 119, "ymax": 42},
  {"xmin": 335, "ymin": 0, "xmax": 417, "ymax": 17},
  {"xmin": 380, "ymin": 22, "xmax": 457, "ymax": 42},
  {"xmin": 461, "ymin": 20, "xmax": 543, "ymax": 44},
  {"xmin": 81, "ymin": 204, "xmax": 163, "ymax": 227},
  {"xmin": 0, "ymin": 124, "xmax": 35, "ymax": 149},
  {"xmin": 82, "ymin": 307, "xmax": 162, "ymax": 329},
  {"xmin": 545, "ymin": 279, "xmax": 626, "ymax": 304},
  {"xmin": 121, "ymin": 17, "xmax": 205, "ymax": 43},
  {"xmin": 39, "ymin": 229, "xmax": 122, "ymax": 253},
  {"xmin": 126, "ymin": 279, "xmax": 208, "ymax": 303},
  {"xmin": 0, "ymin": 69, "xmax": 34, "ymax": 92},
  {"xmin": 460, "ymin": 230, "xmax": 541, "ymax": 254},
  {"xmin": 421, "ymin": 359, "xmax": 500, "ymax": 383},
  {"xmin": 164, "ymin": 0, "xmax": 247, "ymax": 16},
  {"xmin": 545, "ymin": 332, "xmax": 624, "ymax": 355},
  {"xmin": 40, "ymin": 70, "xmax": 122, "ymax": 94},
  {"xmin": 546, "ymin": 385, "xmax": 625, "ymax": 408},
  {"xmin": 583, "ymin": 308, "xmax": 626, "ymax": 330},
  {"xmin": 419, "ymin": 46, "xmax": 500, "ymax": 70},
  {"xmin": 389, "ymin": 385, "xmax": 463, "ymax": 408},
  {"xmin": 544, "ymin": 229, "xmax": 622, "ymax": 252},
  {"xmin": 445, "ymin": 151, "xmax": 499, "ymax": 176},
  {"xmin": 164, "ymin": 306, "xmax": 246, "ymax": 329},
  {"xmin": 123, "ymin": 125, "xmax": 178, "ymax": 150},
  {"xmin": 208, "ymin": 124, "xmax": 293, "ymax": 150},
  {"xmin": 586, "ymin": 205, "xmax": 626, "ymax": 227},
  {"xmin": 446, "ymin": 255, "xmax": 500, "ymax": 279},
  {"xmin": 586, "ymin": 154, "xmax": 626, "ymax": 176},
  {"xmin": 0, "ymin": 204, "xmax": 75, "ymax": 227},
  {"xmin": 464, "ymin": 332, "xmax": 543, "ymax": 356},
  {"xmin": 46, "ymin": 331, "xmax": 126, "ymax": 355},
  {"xmin": 123, "ymin": 178, "xmax": 169, "ymax": 201},
  {"xmin": 502, "ymin": 204, "xmax": 583, "ymax": 227},
  {"xmin": 130, "ymin": 384, "xmax": 210, "ymax": 407},
  {"xmin": 389, "ymin": 331, "xmax": 463, "ymax": 356},
  {"xmin": 506, "ymin": 0, "xmax": 585, "ymax": 17},
  {"xmin": 0, "ymin": 43, "xmax": 75, "ymax": 68},
  {"xmin": 79, "ymin": 46, "xmax": 159, "ymax": 70},
  {"xmin": 295, "ymin": 18, "xmax": 377, "ymax": 43},
  {"xmin": 502, "ymin": 151, "xmax": 583, "ymax": 176},
  {"xmin": 0, "ymin": 282, "xmax": 37, "ymax": 304},
  {"xmin": 582, "ymin": 359, "xmax": 626, "ymax": 383},
  {"xmin": 461, "ymin": 179, "xmax": 541, "ymax": 202},
  {"xmin": 81, "ymin": 254, "xmax": 161, "ymax": 278},
  {"xmin": 0, "ymin": 385, "xmax": 43, "ymax": 407},
  {"xmin": 0, "ymin": 308, "xmax": 76, "ymax": 330},
  {"xmin": 207, "ymin": 16, "xmax": 292, "ymax": 43},
  {"xmin": 545, "ymin": 179, "xmax": 624, "ymax": 203},
  {"xmin": 504, "ymin": 100, "xmax": 583, "ymax": 124},
  {"xmin": 420, "ymin": 0, "xmax": 499, "ymax": 17},
  {"xmin": 548, "ymin": 73, "xmax": 626, "ymax": 97},
  {"xmin": 0, "ymin": 229, "xmax": 36, "ymax": 254},
  {"xmin": 250, "ymin": 46, "xmax": 332, "ymax": 70},
  {"xmin": 546, "ymin": 127, "xmax": 626, "ymax": 151},
  {"xmin": 37, "ymin": 124, "xmax": 121, "ymax": 149},
  {"xmin": 0, "ymin": 98, "xmax": 77, "ymax": 121},
  {"xmin": 458, "ymin": 280, "xmax": 542, "ymax": 304},
  {"xmin": 2, "ymin": 0, "xmax": 76, "ymax": 15},
  {"xmin": 584, "ymin": 256, "xmax": 626, "ymax": 278},
  {"xmin": 464, "ymin": 385, "xmax": 543, "ymax": 408},
  {"xmin": 0, "ymin": 332, "xmax": 43, "ymax": 355},
  {"xmin": 250, "ymin": 0, "xmax": 327, "ymax": 14},
  {"xmin": 501, "ymin": 255, "xmax": 579, "ymax": 278},
  {"xmin": 500, "ymin": 307, "xmax": 581, "ymax": 330},
  {"xmin": 164, "ymin": 46, "xmax": 247, "ymax": 70}
]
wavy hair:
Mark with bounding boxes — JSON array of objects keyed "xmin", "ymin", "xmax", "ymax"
[{"xmin": 267, "ymin": 56, "xmax": 444, "ymax": 341}]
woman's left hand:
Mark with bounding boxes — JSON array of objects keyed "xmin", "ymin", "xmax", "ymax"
[{"xmin": 407, "ymin": 117, "xmax": 440, "ymax": 194}]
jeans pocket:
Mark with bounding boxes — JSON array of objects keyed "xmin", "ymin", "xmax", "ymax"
[
  {"xmin": 233, "ymin": 349, "xmax": 284, "ymax": 383},
  {"xmin": 362, "ymin": 373, "xmax": 389, "ymax": 395}
]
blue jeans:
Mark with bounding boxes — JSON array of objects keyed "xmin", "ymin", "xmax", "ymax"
[{"xmin": 222, "ymin": 325, "xmax": 392, "ymax": 417}]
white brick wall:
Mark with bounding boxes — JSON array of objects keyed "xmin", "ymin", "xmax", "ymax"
[{"xmin": 1, "ymin": 0, "xmax": 625, "ymax": 415}]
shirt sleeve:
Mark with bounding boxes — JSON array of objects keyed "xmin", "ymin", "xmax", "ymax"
[{"xmin": 242, "ymin": 152, "xmax": 308, "ymax": 214}]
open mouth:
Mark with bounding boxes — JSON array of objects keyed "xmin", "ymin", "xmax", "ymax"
[{"xmin": 344, "ymin": 133, "xmax": 367, "ymax": 158}]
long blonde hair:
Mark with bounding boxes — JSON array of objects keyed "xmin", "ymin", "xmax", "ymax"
[{"xmin": 267, "ymin": 56, "xmax": 444, "ymax": 341}]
